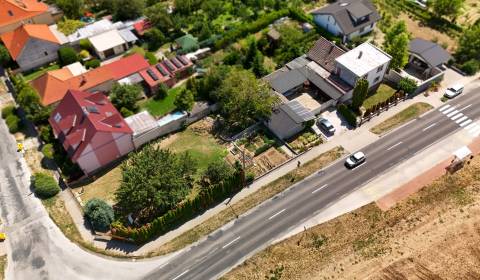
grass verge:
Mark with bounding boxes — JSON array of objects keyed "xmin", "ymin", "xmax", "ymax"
[
  {"xmin": 370, "ymin": 102, "xmax": 433, "ymax": 135},
  {"xmin": 0, "ymin": 255, "xmax": 5, "ymax": 280},
  {"xmin": 146, "ymin": 146, "xmax": 345, "ymax": 257}
]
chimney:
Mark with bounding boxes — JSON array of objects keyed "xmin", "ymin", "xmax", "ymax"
[
  {"xmin": 358, "ymin": 51, "xmax": 363, "ymax": 59},
  {"xmin": 329, "ymin": 44, "xmax": 335, "ymax": 54},
  {"xmin": 80, "ymin": 75, "xmax": 86, "ymax": 86}
]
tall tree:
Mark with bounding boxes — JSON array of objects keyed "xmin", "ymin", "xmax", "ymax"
[
  {"xmin": 244, "ymin": 38, "xmax": 258, "ymax": 69},
  {"xmin": 16, "ymin": 85, "xmax": 50, "ymax": 123},
  {"xmin": 351, "ymin": 78, "xmax": 369, "ymax": 110},
  {"xmin": 201, "ymin": 0, "xmax": 224, "ymax": 20},
  {"xmin": 56, "ymin": 0, "xmax": 84, "ymax": 19},
  {"xmin": 144, "ymin": 28, "xmax": 165, "ymax": 51},
  {"xmin": 0, "ymin": 44, "xmax": 11, "ymax": 66},
  {"xmin": 386, "ymin": 33, "xmax": 410, "ymax": 70},
  {"xmin": 252, "ymin": 50, "xmax": 266, "ymax": 77},
  {"xmin": 115, "ymin": 146, "xmax": 197, "ymax": 218},
  {"xmin": 431, "ymin": 0, "xmax": 464, "ymax": 21},
  {"xmin": 113, "ymin": 0, "xmax": 145, "ymax": 21},
  {"xmin": 145, "ymin": 3, "xmax": 174, "ymax": 33},
  {"xmin": 383, "ymin": 20, "xmax": 408, "ymax": 50},
  {"xmin": 110, "ymin": 83, "xmax": 141, "ymax": 112},
  {"xmin": 215, "ymin": 68, "xmax": 279, "ymax": 130},
  {"xmin": 456, "ymin": 24, "xmax": 480, "ymax": 63},
  {"xmin": 174, "ymin": 88, "xmax": 195, "ymax": 111}
]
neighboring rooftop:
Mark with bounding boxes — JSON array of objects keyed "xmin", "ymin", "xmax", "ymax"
[
  {"xmin": 175, "ymin": 34, "xmax": 199, "ymax": 51},
  {"xmin": 307, "ymin": 37, "xmax": 346, "ymax": 73},
  {"xmin": 409, "ymin": 38, "xmax": 452, "ymax": 67},
  {"xmin": 279, "ymin": 100, "xmax": 315, "ymax": 124},
  {"xmin": 124, "ymin": 110, "xmax": 158, "ymax": 136},
  {"xmin": 265, "ymin": 68, "xmax": 307, "ymax": 95},
  {"xmin": 0, "ymin": 0, "xmax": 49, "ymax": 29},
  {"xmin": 311, "ymin": 0, "xmax": 380, "ymax": 35},
  {"xmin": 267, "ymin": 28, "xmax": 281, "ymax": 41},
  {"xmin": 0, "ymin": 24, "xmax": 59, "ymax": 59},
  {"xmin": 89, "ymin": 29, "xmax": 126, "ymax": 52},
  {"xmin": 335, "ymin": 42, "xmax": 391, "ymax": 77}
]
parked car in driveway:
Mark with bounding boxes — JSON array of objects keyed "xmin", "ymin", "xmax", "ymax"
[
  {"xmin": 444, "ymin": 84, "xmax": 464, "ymax": 99},
  {"xmin": 345, "ymin": 152, "xmax": 366, "ymax": 168},
  {"xmin": 317, "ymin": 118, "xmax": 335, "ymax": 134}
]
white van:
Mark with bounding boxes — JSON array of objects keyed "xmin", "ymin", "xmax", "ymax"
[{"xmin": 444, "ymin": 84, "xmax": 464, "ymax": 99}]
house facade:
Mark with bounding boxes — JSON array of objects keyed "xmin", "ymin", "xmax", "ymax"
[
  {"xmin": 311, "ymin": 0, "xmax": 380, "ymax": 42},
  {"xmin": 0, "ymin": 0, "xmax": 54, "ymax": 35},
  {"xmin": 49, "ymin": 90, "xmax": 134, "ymax": 175},
  {"xmin": 0, "ymin": 24, "xmax": 60, "ymax": 72}
]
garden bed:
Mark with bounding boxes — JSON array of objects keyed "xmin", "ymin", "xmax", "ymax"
[{"xmin": 288, "ymin": 130, "xmax": 323, "ymax": 154}]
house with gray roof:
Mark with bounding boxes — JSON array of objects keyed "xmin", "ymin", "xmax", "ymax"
[
  {"xmin": 266, "ymin": 100, "xmax": 315, "ymax": 140},
  {"xmin": 408, "ymin": 38, "xmax": 452, "ymax": 76},
  {"xmin": 311, "ymin": 0, "xmax": 380, "ymax": 43}
]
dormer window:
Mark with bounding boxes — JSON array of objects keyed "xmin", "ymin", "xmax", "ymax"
[{"xmin": 54, "ymin": 112, "xmax": 62, "ymax": 123}]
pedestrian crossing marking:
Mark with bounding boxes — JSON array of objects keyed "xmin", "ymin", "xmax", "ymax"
[{"xmin": 439, "ymin": 104, "xmax": 451, "ymax": 112}]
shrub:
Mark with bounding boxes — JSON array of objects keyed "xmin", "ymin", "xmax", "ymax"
[
  {"xmin": 84, "ymin": 198, "xmax": 114, "ymax": 232},
  {"xmin": 32, "ymin": 172, "xmax": 60, "ymax": 199},
  {"xmin": 79, "ymin": 50, "xmax": 90, "ymax": 59},
  {"xmin": 58, "ymin": 47, "xmax": 78, "ymax": 66},
  {"xmin": 41, "ymin": 144, "xmax": 54, "ymax": 159},
  {"xmin": 120, "ymin": 107, "xmax": 134, "ymax": 117},
  {"xmin": 254, "ymin": 143, "xmax": 272, "ymax": 156},
  {"xmin": 5, "ymin": 114, "xmax": 20, "ymax": 133},
  {"xmin": 460, "ymin": 59, "xmax": 480, "ymax": 76},
  {"xmin": 245, "ymin": 172, "xmax": 255, "ymax": 184},
  {"xmin": 79, "ymin": 38, "xmax": 93, "ymax": 51},
  {"xmin": 337, "ymin": 104, "xmax": 357, "ymax": 127},
  {"xmin": 398, "ymin": 78, "xmax": 417, "ymax": 94},
  {"xmin": 85, "ymin": 59, "xmax": 101, "ymax": 69},
  {"xmin": 39, "ymin": 125, "xmax": 53, "ymax": 143},
  {"xmin": 1, "ymin": 105, "xmax": 15, "ymax": 119},
  {"xmin": 145, "ymin": 52, "xmax": 158, "ymax": 65},
  {"xmin": 57, "ymin": 18, "xmax": 85, "ymax": 35}
]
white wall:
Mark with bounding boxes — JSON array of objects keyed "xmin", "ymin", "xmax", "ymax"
[
  {"xmin": 347, "ymin": 22, "xmax": 376, "ymax": 40},
  {"xmin": 313, "ymin": 14, "xmax": 342, "ymax": 36},
  {"xmin": 267, "ymin": 109, "xmax": 304, "ymax": 140},
  {"xmin": 337, "ymin": 60, "xmax": 390, "ymax": 88}
]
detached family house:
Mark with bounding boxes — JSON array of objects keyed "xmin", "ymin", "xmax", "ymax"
[
  {"xmin": 0, "ymin": 24, "xmax": 61, "ymax": 71},
  {"xmin": 0, "ymin": 0, "xmax": 55, "ymax": 35},
  {"xmin": 49, "ymin": 90, "xmax": 134, "ymax": 175},
  {"xmin": 311, "ymin": 0, "xmax": 380, "ymax": 43}
]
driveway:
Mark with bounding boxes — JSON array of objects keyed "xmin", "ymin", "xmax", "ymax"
[{"xmin": 316, "ymin": 107, "xmax": 351, "ymax": 141}]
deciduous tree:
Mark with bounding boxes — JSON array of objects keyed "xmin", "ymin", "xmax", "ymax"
[
  {"xmin": 113, "ymin": 0, "xmax": 145, "ymax": 21},
  {"xmin": 431, "ymin": 0, "xmax": 464, "ymax": 21},
  {"xmin": 110, "ymin": 83, "xmax": 141, "ymax": 113},
  {"xmin": 174, "ymin": 88, "xmax": 195, "ymax": 111},
  {"xmin": 386, "ymin": 33, "xmax": 410, "ymax": 70}
]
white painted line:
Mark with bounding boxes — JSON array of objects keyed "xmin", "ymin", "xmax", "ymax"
[
  {"xmin": 450, "ymin": 113, "xmax": 464, "ymax": 121},
  {"xmin": 422, "ymin": 122, "xmax": 437, "ymax": 131},
  {"xmin": 439, "ymin": 104, "xmax": 451, "ymax": 112},
  {"xmin": 443, "ymin": 107, "xmax": 456, "ymax": 114},
  {"xmin": 312, "ymin": 184, "xmax": 328, "ymax": 194},
  {"xmin": 465, "ymin": 123, "xmax": 477, "ymax": 130},
  {"xmin": 460, "ymin": 119, "xmax": 473, "ymax": 127},
  {"xmin": 268, "ymin": 209, "xmax": 286, "ymax": 220},
  {"xmin": 455, "ymin": 116, "xmax": 468, "ymax": 123},
  {"xmin": 222, "ymin": 236, "xmax": 241, "ymax": 249},
  {"xmin": 172, "ymin": 270, "xmax": 190, "ymax": 280},
  {"xmin": 459, "ymin": 104, "xmax": 472, "ymax": 111},
  {"xmin": 446, "ymin": 110, "xmax": 459, "ymax": 117},
  {"xmin": 386, "ymin": 141, "xmax": 403, "ymax": 151}
]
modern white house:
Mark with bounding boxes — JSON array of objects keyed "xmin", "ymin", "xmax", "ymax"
[
  {"xmin": 88, "ymin": 29, "xmax": 134, "ymax": 60},
  {"xmin": 311, "ymin": 0, "xmax": 380, "ymax": 43}
]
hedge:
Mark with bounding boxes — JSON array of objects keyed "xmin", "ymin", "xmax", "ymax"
[
  {"xmin": 111, "ymin": 174, "xmax": 242, "ymax": 243},
  {"xmin": 460, "ymin": 59, "xmax": 480, "ymax": 76},
  {"xmin": 5, "ymin": 114, "xmax": 20, "ymax": 133},
  {"xmin": 85, "ymin": 59, "xmax": 100, "ymax": 69},
  {"xmin": 41, "ymin": 143, "xmax": 54, "ymax": 159},
  {"xmin": 32, "ymin": 172, "xmax": 60, "ymax": 199},
  {"xmin": 337, "ymin": 104, "xmax": 357, "ymax": 127},
  {"xmin": 1, "ymin": 105, "xmax": 15, "ymax": 119}
]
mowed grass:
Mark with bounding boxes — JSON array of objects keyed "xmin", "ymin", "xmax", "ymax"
[
  {"xmin": 141, "ymin": 86, "xmax": 184, "ymax": 117},
  {"xmin": 363, "ymin": 84, "xmax": 397, "ymax": 110},
  {"xmin": 23, "ymin": 64, "xmax": 60, "ymax": 82},
  {"xmin": 370, "ymin": 102, "xmax": 433, "ymax": 135},
  {"xmin": 73, "ymin": 166, "xmax": 122, "ymax": 204}
]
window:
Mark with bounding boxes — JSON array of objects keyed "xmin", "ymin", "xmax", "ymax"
[
  {"xmin": 54, "ymin": 112, "xmax": 62, "ymax": 123},
  {"xmin": 7, "ymin": 10, "xmax": 13, "ymax": 16},
  {"xmin": 374, "ymin": 76, "xmax": 380, "ymax": 83},
  {"xmin": 376, "ymin": 65, "xmax": 384, "ymax": 73}
]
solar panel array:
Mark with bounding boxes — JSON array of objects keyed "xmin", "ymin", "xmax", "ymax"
[
  {"xmin": 147, "ymin": 69, "xmax": 159, "ymax": 81},
  {"xmin": 156, "ymin": 64, "xmax": 169, "ymax": 76},
  {"xmin": 177, "ymin": 56, "xmax": 189, "ymax": 65},
  {"xmin": 171, "ymin": 58, "xmax": 182, "ymax": 68},
  {"xmin": 164, "ymin": 60, "xmax": 176, "ymax": 71}
]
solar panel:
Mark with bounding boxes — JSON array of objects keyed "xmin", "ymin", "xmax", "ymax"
[
  {"xmin": 147, "ymin": 69, "xmax": 158, "ymax": 81},
  {"xmin": 86, "ymin": 106, "xmax": 99, "ymax": 114},
  {"xmin": 177, "ymin": 56, "xmax": 189, "ymax": 66},
  {"xmin": 156, "ymin": 64, "xmax": 168, "ymax": 77},
  {"xmin": 171, "ymin": 58, "xmax": 182, "ymax": 68},
  {"xmin": 164, "ymin": 60, "xmax": 175, "ymax": 71}
]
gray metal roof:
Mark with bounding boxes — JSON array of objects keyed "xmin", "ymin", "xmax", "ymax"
[
  {"xmin": 118, "ymin": 28, "xmax": 138, "ymax": 43},
  {"xmin": 311, "ymin": 0, "xmax": 380, "ymax": 35},
  {"xmin": 409, "ymin": 38, "xmax": 452, "ymax": 67},
  {"xmin": 266, "ymin": 68, "xmax": 307, "ymax": 94},
  {"xmin": 286, "ymin": 55, "xmax": 310, "ymax": 70},
  {"xmin": 280, "ymin": 100, "xmax": 315, "ymax": 124}
]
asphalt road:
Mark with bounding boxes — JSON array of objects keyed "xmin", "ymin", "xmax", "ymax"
[
  {"xmin": 143, "ymin": 84, "xmax": 480, "ymax": 280},
  {"xmin": 0, "ymin": 82, "xmax": 478, "ymax": 280}
]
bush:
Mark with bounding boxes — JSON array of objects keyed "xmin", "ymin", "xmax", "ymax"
[
  {"xmin": 398, "ymin": 77, "xmax": 417, "ymax": 94},
  {"xmin": 79, "ymin": 50, "xmax": 90, "ymax": 59},
  {"xmin": 32, "ymin": 172, "xmax": 60, "ymax": 199},
  {"xmin": 254, "ymin": 143, "xmax": 272, "ymax": 156},
  {"xmin": 460, "ymin": 59, "xmax": 480, "ymax": 76},
  {"xmin": 41, "ymin": 144, "xmax": 54, "ymax": 159},
  {"xmin": 39, "ymin": 125, "xmax": 53, "ymax": 143},
  {"xmin": 84, "ymin": 198, "xmax": 114, "ymax": 232},
  {"xmin": 120, "ymin": 107, "xmax": 134, "ymax": 117},
  {"xmin": 5, "ymin": 114, "xmax": 20, "ymax": 133},
  {"xmin": 79, "ymin": 38, "xmax": 93, "ymax": 51},
  {"xmin": 84, "ymin": 59, "xmax": 100, "ymax": 69},
  {"xmin": 1, "ymin": 105, "xmax": 15, "ymax": 119},
  {"xmin": 58, "ymin": 47, "xmax": 78, "ymax": 66},
  {"xmin": 145, "ymin": 52, "xmax": 157, "ymax": 65},
  {"xmin": 337, "ymin": 104, "xmax": 357, "ymax": 127}
]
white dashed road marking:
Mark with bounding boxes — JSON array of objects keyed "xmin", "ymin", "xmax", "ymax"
[
  {"xmin": 386, "ymin": 141, "xmax": 403, "ymax": 151},
  {"xmin": 268, "ymin": 209, "xmax": 286, "ymax": 220},
  {"xmin": 312, "ymin": 184, "xmax": 328, "ymax": 194},
  {"xmin": 172, "ymin": 270, "xmax": 190, "ymax": 280},
  {"xmin": 422, "ymin": 123, "xmax": 437, "ymax": 131},
  {"xmin": 222, "ymin": 236, "xmax": 241, "ymax": 249},
  {"xmin": 459, "ymin": 104, "xmax": 472, "ymax": 111}
]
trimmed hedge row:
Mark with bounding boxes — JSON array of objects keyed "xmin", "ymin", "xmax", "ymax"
[
  {"xmin": 111, "ymin": 174, "xmax": 242, "ymax": 243},
  {"xmin": 337, "ymin": 104, "xmax": 357, "ymax": 127}
]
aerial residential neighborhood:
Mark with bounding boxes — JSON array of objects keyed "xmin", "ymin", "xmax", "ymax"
[{"xmin": 0, "ymin": 0, "xmax": 479, "ymax": 279}]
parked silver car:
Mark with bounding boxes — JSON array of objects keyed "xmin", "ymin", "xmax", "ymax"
[
  {"xmin": 345, "ymin": 152, "xmax": 366, "ymax": 169},
  {"xmin": 317, "ymin": 118, "xmax": 335, "ymax": 134}
]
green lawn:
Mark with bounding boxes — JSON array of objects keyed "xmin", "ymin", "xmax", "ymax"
[
  {"xmin": 370, "ymin": 102, "xmax": 433, "ymax": 135},
  {"xmin": 160, "ymin": 128, "xmax": 228, "ymax": 172},
  {"xmin": 24, "ymin": 64, "xmax": 60, "ymax": 82},
  {"xmin": 363, "ymin": 84, "xmax": 397, "ymax": 110},
  {"xmin": 141, "ymin": 86, "xmax": 184, "ymax": 117}
]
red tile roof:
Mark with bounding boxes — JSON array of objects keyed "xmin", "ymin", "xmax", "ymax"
[
  {"xmin": 133, "ymin": 19, "xmax": 152, "ymax": 36},
  {"xmin": 0, "ymin": 24, "xmax": 59, "ymax": 59},
  {"xmin": 32, "ymin": 53, "xmax": 150, "ymax": 106},
  {"xmin": 0, "ymin": 0, "xmax": 49, "ymax": 29},
  {"xmin": 49, "ymin": 90, "xmax": 132, "ymax": 161}
]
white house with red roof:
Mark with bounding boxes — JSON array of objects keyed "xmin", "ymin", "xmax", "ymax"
[{"xmin": 49, "ymin": 89, "xmax": 134, "ymax": 175}]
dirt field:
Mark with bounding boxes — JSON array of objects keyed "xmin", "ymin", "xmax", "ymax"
[
  {"xmin": 251, "ymin": 147, "xmax": 289, "ymax": 176},
  {"xmin": 400, "ymin": 13, "xmax": 457, "ymax": 52},
  {"xmin": 224, "ymin": 153, "xmax": 480, "ymax": 279}
]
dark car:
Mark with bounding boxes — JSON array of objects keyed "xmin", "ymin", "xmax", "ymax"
[
  {"xmin": 317, "ymin": 118, "xmax": 335, "ymax": 134},
  {"xmin": 345, "ymin": 152, "xmax": 366, "ymax": 169}
]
